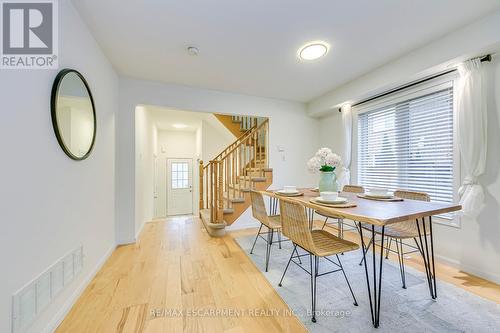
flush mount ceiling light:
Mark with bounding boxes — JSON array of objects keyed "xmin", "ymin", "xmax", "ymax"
[
  {"xmin": 298, "ymin": 41, "xmax": 329, "ymax": 61},
  {"xmin": 172, "ymin": 123, "xmax": 188, "ymax": 129},
  {"xmin": 187, "ymin": 46, "xmax": 199, "ymax": 56}
]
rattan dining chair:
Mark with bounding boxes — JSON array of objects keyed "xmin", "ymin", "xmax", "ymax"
[
  {"xmin": 278, "ymin": 197, "xmax": 359, "ymax": 323},
  {"xmin": 359, "ymin": 190, "xmax": 431, "ymax": 289},
  {"xmin": 318, "ymin": 185, "xmax": 365, "ymax": 238},
  {"xmin": 249, "ymin": 190, "xmax": 282, "ymax": 272}
]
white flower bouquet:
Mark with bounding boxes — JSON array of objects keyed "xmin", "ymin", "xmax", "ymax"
[{"xmin": 307, "ymin": 147, "xmax": 342, "ymax": 173}]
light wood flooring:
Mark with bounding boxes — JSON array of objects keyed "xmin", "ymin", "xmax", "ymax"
[{"xmin": 56, "ymin": 216, "xmax": 500, "ymax": 332}]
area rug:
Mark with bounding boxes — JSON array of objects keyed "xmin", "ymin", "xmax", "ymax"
[{"xmin": 235, "ymin": 234, "xmax": 500, "ymax": 333}]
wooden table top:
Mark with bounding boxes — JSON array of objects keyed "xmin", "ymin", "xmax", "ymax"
[{"xmin": 262, "ymin": 189, "xmax": 462, "ymax": 226}]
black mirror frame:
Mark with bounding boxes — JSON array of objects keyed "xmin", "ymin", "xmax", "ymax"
[{"xmin": 50, "ymin": 68, "xmax": 96, "ymax": 161}]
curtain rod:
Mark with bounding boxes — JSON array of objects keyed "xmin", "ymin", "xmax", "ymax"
[{"xmin": 339, "ymin": 54, "xmax": 492, "ymax": 112}]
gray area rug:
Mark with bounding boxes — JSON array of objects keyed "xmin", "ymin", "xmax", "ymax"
[{"xmin": 235, "ymin": 234, "xmax": 500, "ymax": 333}]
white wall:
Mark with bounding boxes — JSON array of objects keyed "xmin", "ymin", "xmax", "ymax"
[
  {"xmin": 432, "ymin": 57, "xmax": 500, "ymax": 284},
  {"xmin": 318, "ymin": 112, "xmax": 344, "ymax": 158},
  {"xmin": 314, "ymin": 13, "xmax": 500, "ymax": 283},
  {"xmin": 117, "ymin": 77, "xmax": 320, "ymax": 242},
  {"xmin": 201, "ymin": 119, "xmax": 234, "ymax": 163},
  {"xmin": 0, "ymin": 1, "xmax": 118, "ymax": 332},
  {"xmin": 135, "ymin": 106, "xmax": 157, "ymax": 236}
]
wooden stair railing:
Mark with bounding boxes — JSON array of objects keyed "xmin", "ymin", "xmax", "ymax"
[{"xmin": 200, "ymin": 119, "xmax": 269, "ymax": 224}]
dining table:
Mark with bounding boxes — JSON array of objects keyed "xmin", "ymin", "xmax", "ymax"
[{"xmin": 261, "ymin": 188, "xmax": 462, "ymax": 328}]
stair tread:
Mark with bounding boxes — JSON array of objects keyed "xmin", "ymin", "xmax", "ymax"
[
  {"xmin": 245, "ymin": 167, "xmax": 272, "ymax": 172},
  {"xmin": 239, "ymin": 175, "xmax": 267, "ymax": 182},
  {"xmin": 223, "ymin": 208, "xmax": 234, "ymax": 214},
  {"xmin": 223, "ymin": 192, "xmax": 245, "ymax": 203},
  {"xmin": 228, "ymin": 184, "xmax": 254, "ymax": 192}
]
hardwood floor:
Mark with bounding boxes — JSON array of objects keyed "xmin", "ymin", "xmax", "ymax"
[
  {"xmin": 57, "ymin": 216, "xmax": 500, "ymax": 333},
  {"xmin": 56, "ymin": 216, "xmax": 307, "ymax": 333},
  {"xmin": 327, "ymin": 221, "xmax": 500, "ymax": 304}
]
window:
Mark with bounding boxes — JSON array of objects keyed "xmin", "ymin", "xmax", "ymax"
[
  {"xmin": 171, "ymin": 162, "xmax": 189, "ymax": 189},
  {"xmin": 357, "ymin": 83, "xmax": 455, "ymax": 217}
]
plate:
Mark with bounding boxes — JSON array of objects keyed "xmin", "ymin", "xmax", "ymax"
[
  {"xmin": 315, "ymin": 196, "xmax": 348, "ymax": 204},
  {"xmin": 276, "ymin": 190, "xmax": 302, "ymax": 196},
  {"xmin": 364, "ymin": 193, "xmax": 394, "ymax": 199}
]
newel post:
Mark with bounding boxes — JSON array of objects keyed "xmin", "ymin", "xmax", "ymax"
[{"xmin": 217, "ymin": 160, "xmax": 224, "ymax": 223}]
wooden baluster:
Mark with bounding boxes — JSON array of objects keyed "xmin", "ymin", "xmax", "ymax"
[
  {"xmin": 238, "ymin": 145, "xmax": 242, "ymax": 193},
  {"xmin": 246, "ymin": 137, "xmax": 250, "ymax": 190},
  {"xmin": 217, "ymin": 161, "xmax": 224, "ymax": 223},
  {"xmin": 211, "ymin": 163, "xmax": 215, "ymax": 223},
  {"xmin": 265, "ymin": 121, "xmax": 269, "ymax": 168},
  {"xmin": 232, "ymin": 150, "xmax": 236, "ymax": 199},
  {"xmin": 242, "ymin": 138, "xmax": 246, "ymax": 190},
  {"xmin": 225, "ymin": 157, "xmax": 229, "ymax": 208},
  {"xmin": 205, "ymin": 166, "xmax": 208, "ymax": 210},
  {"xmin": 257, "ymin": 127, "xmax": 262, "ymax": 176},
  {"xmin": 253, "ymin": 129, "xmax": 257, "ymax": 181}
]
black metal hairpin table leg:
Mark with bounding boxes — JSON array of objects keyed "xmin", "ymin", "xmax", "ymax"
[
  {"xmin": 415, "ymin": 216, "xmax": 437, "ymax": 299},
  {"xmin": 269, "ymin": 197, "xmax": 279, "ymax": 215},
  {"xmin": 357, "ymin": 223, "xmax": 385, "ymax": 328}
]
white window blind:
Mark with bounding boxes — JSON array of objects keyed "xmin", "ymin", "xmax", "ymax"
[{"xmin": 358, "ymin": 85, "xmax": 454, "ymax": 208}]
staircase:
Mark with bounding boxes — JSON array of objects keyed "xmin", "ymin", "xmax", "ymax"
[
  {"xmin": 199, "ymin": 117, "xmax": 272, "ymax": 236},
  {"xmin": 213, "ymin": 114, "xmax": 259, "ymax": 137}
]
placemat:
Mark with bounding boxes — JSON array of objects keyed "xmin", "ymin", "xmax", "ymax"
[{"xmin": 275, "ymin": 191, "xmax": 304, "ymax": 197}]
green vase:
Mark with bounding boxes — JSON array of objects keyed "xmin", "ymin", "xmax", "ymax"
[{"xmin": 318, "ymin": 171, "xmax": 339, "ymax": 192}]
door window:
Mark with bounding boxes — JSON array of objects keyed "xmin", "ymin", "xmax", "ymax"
[{"xmin": 171, "ymin": 162, "xmax": 189, "ymax": 189}]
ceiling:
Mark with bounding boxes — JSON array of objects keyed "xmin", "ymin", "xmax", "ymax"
[
  {"xmin": 146, "ymin": 106, "xmax": 203, "ymax": 131},
  {"xmin": 74, "ymin": 0, "xmax": 500, "ymax": 102},
  {"xmin": 144, "ymin": 105, "xmax": 231, "ymax": 136}
]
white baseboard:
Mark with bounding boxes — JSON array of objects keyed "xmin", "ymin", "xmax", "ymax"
[
  {"xmin": 135, "ymin": 219, "xmax": 147, "ymax": 241},
  {"xmin": 42, "ymin": 244, "xmax": 116, "ymax": 333},
  {"xmin": 435, "ymin": 253, "xmax": 500, "ymax": 285},
  {"xmin": 116, "ymin": 237, "xmax": 136, "ymax": 245}
]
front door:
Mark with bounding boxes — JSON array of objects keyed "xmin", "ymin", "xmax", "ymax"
[{"xmin": 167, "ymin": 158, "xmax": 193, "ymax": 215}]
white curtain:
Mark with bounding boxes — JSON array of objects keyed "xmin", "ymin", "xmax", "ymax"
[
  {"xmin": 338, "ymin": 104, "xmax": 352, "ymax": 188},
  {"xmin": 457, "ymin": 59, "xmax": 487, "ymax": 218}
]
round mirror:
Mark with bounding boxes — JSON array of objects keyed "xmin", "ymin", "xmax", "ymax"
[{"xmin": 51, "ymin": 69, "xmax": 96, "ymax": 160}]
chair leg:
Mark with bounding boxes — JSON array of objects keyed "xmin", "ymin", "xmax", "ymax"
[
  {"xmin": 250, "ymin": 223, "xmax": 263, "ymax": 254},
  {"xmin": 310, "ymin": 254, "xmax": 318, "ymax": 323},
  {"xmin": 265, "ymin": 227, "xmax": 274, "ymax": 272},
  {"xmin": 359, "ymin": 236, "xmax": 373, "ymax": 266},
  {"xmin": 295, "ymin": 246, "xmax": 302, "ymax": 265},
  {"xmin": 278, "ymin": 244, "xmax": 297, "ymax": 286},
  {"xmin": 385, "ymin": 237, "xmax": 392, "ymax": 259},
  {"xmin": 396, "ymin": 239, "xmax": 406, "ymax": 289},
  {"xmin": 278, "ymin": 229, "xmax": 282, "ymax": 249},
  {"xmin": 321, "ymin": 217, "xmax": 328, "ymax": 230},
  {"xmin": 336, "ymin": 254, "xmax": 358, "ymax": 306}
]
